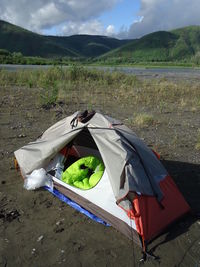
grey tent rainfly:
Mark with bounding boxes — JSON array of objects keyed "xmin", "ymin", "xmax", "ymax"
[{"xmin": 14, "ymin": 110, "xmax": 190, "ymax": 258}]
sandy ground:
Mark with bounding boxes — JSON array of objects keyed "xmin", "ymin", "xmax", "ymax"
[{"xmin": 0, "ymin": 82, "xmax": 200, "ymax": 267}]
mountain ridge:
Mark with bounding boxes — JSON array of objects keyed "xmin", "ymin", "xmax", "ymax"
[
  {"xmin": 100, "ymin": 26, "xmax": 200, "ymax": 63},
  {"xmin": 0, "ymin": 19, "xmax": 200, "ymax": 63},
  {"xmin": 0, "ymin": 20, "xmax": 129, "ymax": 58}
]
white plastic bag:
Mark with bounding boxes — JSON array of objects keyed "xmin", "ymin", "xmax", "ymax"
[{"xmin": 24, "ymin": 168, "xmax": 53, "ymax": 190}]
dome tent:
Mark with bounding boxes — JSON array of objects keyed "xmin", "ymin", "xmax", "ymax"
[{"xmin": 14, "ymin": 111, "xmax": 190, "ymax": 253}]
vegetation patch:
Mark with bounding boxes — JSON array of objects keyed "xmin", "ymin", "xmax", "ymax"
[
  {"xmin": 0, "ymin": 65, "xmax": 200, "ymax": 114},
  {"xmin": 133, "ymin": 113, "xmax": 155, "ymax": 127}
]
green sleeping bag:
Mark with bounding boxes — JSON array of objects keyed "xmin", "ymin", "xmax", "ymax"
[{"xmin": 61, "ymin": 156, "xmax": 105, "ymax": 190}]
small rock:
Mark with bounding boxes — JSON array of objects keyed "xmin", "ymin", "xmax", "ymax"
[
  {"xmin": 18, "ymin": 134, "xmax": 26, "ymax": 138},
  {"xmin": 37, "ymin": 235, "xmax": 44, "ymax": 242},
  {"xmin": 31, "ymin": 248, "xmax": 36, "ymax": 255},
  {"xmin": 56, "ymin": 219, "xmax": 64, "ymax": 226},
  {"xmin": 0, "ymin": 209, "xmax": 20, "ymax": 222},
  {"xmin": 60, "ymin": 250, "xmax": 65, "ymax": 254},
  {"xmin": 55, "ymin": 227, "xmax": 64, "ymax": 233}
]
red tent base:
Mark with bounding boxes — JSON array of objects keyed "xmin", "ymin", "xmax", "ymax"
[{"xmin": 132, "ymin": 175, "xmax": 191, "ymax": 241}]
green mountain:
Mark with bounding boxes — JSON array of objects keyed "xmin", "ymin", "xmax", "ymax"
[
  {"xmin": 48, "ymin": 34, "xmax": 129, "ymax": 58},
  {"xmin": 1, "ymin": 20, "xmax": 200, "ymax": 63},
  {"xmin": 0, "ymin": 20, "xmax": 129, "ymax": 58},
  {"xmin": 0, "ymin": 20, "xmax": 78, "ymax": 58},
  {"xmin": 100, "ymin": 26, "xmax": 200, "ymax": 63}
]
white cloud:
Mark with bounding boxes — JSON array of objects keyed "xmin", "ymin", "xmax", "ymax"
[
  {"xmin": 61, "ymin": 20, "xmax": 116, "ymax": 36},
  {"xmin": 62, "ymin": 20, "xmax": 104, "ymax": 35},
  {"xmin": 0, "ymin": 0, "xmax": 119, "ymax": 33},
  {"xmin": 30, "ymin": 2, "xmax": 64, "ymax": 31},
  {"xmin": 118, "ymin": 0, "xmax": 200, "ymax": 39},
  {"xmin": 1, "ymin": 0, "xmax": 200, "ymax": 38},
  {"xmin": 106, "ymin": 25, "xmax": 115, "ymax": 36}
]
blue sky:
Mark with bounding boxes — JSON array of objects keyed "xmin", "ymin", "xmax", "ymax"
[
  {"xmin": 0, "ymin": 0, "xmax": 200, "ymax": 38},
  {"xmin": 42, "ymin": 0, "xmax": 141, "ymax": 37},
  {"xmin": 99, "ymin": 0, "xmax": 141, "ymax": 32}
]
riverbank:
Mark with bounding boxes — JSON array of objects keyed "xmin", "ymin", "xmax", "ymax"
[
  {"xmin": 0, "ymin": 68, "xmax": 200, "ymax": 266},
  {"xmin": 1, "ymin": 64, "xmax": 200, "ymax": 83}
]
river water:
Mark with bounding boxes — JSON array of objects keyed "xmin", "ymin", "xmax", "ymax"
[{"xmin": 0, "ymin": 64, "xmax": 200, "ymax": 81}]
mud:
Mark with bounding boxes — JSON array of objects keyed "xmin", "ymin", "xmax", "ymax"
[{"xmin": 0, "ymin": 84, "xmax": 200, "ymax": 267}]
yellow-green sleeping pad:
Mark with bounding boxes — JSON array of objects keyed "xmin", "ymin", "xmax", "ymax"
[{"xmin": 61, "ymin": 156, "xmax": 105, "ymax": 190}]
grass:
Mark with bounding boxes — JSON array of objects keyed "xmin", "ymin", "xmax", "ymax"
[
  {"xmin": 134, "ymin": 113, "xmax": 155, "ymax": 127},
  {"xmin": 128, "ymin": 113, "xmax": 155, "ymax": 127},
  {"xmin": 0, "ymin": 65, "xmax": 200, "ymax": 113},
  {"xmin": 1, "ymin": 65, "xmax": 199, "ymax": 157}
]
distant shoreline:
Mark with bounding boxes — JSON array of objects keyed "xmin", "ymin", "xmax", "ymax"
[{"xmin": 1, "ymin": 64, "xmax": 200, "ymax": 83}]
